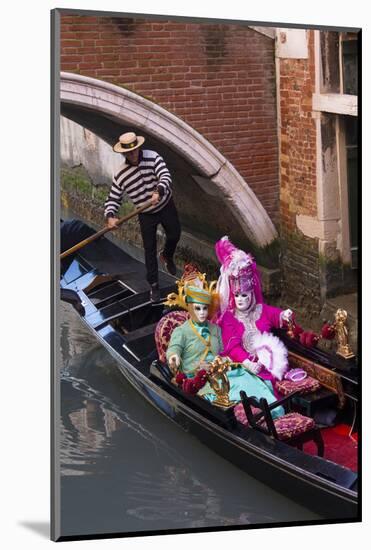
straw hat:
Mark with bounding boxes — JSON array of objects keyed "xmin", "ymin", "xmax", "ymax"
[
  {"xmin": 185, "ymin": 285, "xmax": 212, "ymax": 306},
  {"xmin": 113, "ymin": 131, "xmax": 145, "ymax": 153}
]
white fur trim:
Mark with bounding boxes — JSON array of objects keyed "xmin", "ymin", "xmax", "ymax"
[{"xmin": 251, "ymin": 332, "xmax": 288, "ymax": 380}]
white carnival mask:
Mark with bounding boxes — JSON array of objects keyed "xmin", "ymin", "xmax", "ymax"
[
  {"xmin": 191, "ymin": 303, "xmax": 209, "ymax": 323},
  {"xmin": 234, "ymin": 291, "xmax": 255, "ymax": 312}
]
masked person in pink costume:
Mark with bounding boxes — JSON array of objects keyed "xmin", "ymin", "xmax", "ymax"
[{"xmin": 215, "ymin": 236, "xmax": 293, "ymax": 393}]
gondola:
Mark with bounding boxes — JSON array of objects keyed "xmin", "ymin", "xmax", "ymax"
[{"xmin": 60, "ymin": 220, "xmax": 359, "ymax": 520}]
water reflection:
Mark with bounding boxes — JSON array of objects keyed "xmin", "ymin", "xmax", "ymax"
[
  {"xmin": 59, "ymin": 302, "xmax": 320, "ymax": 537},
  {"xmin": 125, "ymin": 466, "xmax": 277, "ymax": 527},
  {"xmin": 60, "ymin": 396, "xmax": 120, "ymax": 477}
]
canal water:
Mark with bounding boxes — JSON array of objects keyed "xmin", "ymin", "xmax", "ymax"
[{"xmin": 59, "ymin": 301, "xmax": 320, "ymax": 538}]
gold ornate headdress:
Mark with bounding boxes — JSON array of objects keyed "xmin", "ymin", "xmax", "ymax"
[{"xmin": 164, "ymin": 263, "xmax": 219, "ymax": 319}]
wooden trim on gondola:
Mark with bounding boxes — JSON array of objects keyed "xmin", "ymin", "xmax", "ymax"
[{"xmin": 288, "ymin": 351, "xmax": 346, "ymax": 408}]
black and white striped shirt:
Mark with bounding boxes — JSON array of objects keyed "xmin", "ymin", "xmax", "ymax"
[{"xmin": 104, "ymin": 149, "xmax": 172, "ymax": 217}]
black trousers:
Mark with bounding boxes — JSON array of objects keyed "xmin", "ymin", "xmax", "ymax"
[{"xmin": 138, "ymin": 198, "xmax": 181, "ymax": 285}]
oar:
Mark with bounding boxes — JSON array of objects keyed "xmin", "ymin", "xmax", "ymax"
[{"xmin": 60, "ymin": 199, "xmax": 153, "ymax": 260}]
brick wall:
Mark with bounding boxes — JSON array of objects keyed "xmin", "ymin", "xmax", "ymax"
[
  {"xmin": 60, "ymin": 14, "xmax": 279, "ymax": 225},
  {"xmin": 278, "ymin": 31, "xmax": 321, "ymax": 315}
]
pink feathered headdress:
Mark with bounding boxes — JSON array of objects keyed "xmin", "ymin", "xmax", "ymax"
[{"xmin": 215, "ymin": 236, "xmax": 263, "ymax": 314}]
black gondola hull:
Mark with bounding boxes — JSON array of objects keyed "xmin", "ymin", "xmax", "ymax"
[
  {"xmin": 59, "ymin": 229, "xmax": 358, "ymax": 521},
  {"xmin": 90, "ymin": 319, "xmax": 358, "ymax": 520}
]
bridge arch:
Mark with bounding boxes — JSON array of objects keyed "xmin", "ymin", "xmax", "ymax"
[{"xmin": 60, "ymin": 72, "xmax": 277, "ymax": 249}]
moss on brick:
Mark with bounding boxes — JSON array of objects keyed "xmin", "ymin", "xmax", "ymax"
[
  {"xmin": 318, "ymin": 253, "xmax": 357, "ymax": 298},
  {"xmin": 62, "ymin": 167, "xmax": 137, "ymax": 221},
  {"xmin": 279, "ymin": 229, "xmax": 321, "ymax": 317},
  {"xmin": 92, "ymin": 185, "xmax": 109, "ymax": 204},
  {"xmin": 255, "ymin": 238, "xmax": 281, "ymax": 268},
  {"xmin": 318, "ymin": 253, "xmax": 341, "ymax": 269},
  {"xmin": 61, "ymin": 165, "xmax": 93, "ymax": 197}
]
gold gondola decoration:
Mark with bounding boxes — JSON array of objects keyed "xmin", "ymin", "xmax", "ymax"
[
  {"xmin": 205, "ymin": 356, "xmax": 238, "ymax": 409},
  {"xmin": 284, "ymin": 306, "xmax": 355, "ymax": 361},
  {"xmin": 333, "ymin": 309, "xmax": 355, "ymax": 359},
  {"xmin": 164, "ymin": 263, "xmax": 219, "ymax": 319}
]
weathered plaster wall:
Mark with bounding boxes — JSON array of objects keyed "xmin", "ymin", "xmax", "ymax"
[{"xmin": 60, "ymin": 116, "xmax": 123, "ymax": 185}]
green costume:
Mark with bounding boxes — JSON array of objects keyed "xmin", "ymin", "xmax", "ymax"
[
  {"xmin": 167, "ymin": 319, "xmax": 284, "ymax": 418},
  {"xmin": 166, "ymin": 319, "xmax": 222, "ymax": 378}
]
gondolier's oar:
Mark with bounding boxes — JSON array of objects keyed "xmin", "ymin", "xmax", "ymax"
[{"xmin": 60, "ymin": 199, "xmax": 153, "ymax": 260}]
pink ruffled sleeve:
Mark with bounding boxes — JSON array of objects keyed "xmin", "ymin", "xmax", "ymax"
[{"xmin": 264, "ymin": 304, "xmax": 284, "ymax": 328}]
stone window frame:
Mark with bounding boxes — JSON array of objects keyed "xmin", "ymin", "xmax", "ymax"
[{"xmin": 313, "ymin": 30, "xmax": 358, "ymax": 268}]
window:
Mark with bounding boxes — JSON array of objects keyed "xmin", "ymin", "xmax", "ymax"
[
  {"xmin": 317, "ymin": 30, "xmax": 359, "ymax": 270},
  {"xmin": 341, "ymin": 33, "xmax": 358, "ymax": 95},
  {"xmin": 320, "ymin": 31, "xmax": 358, "ymax": 96}
]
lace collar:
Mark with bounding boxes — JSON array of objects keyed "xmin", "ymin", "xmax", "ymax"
[{"xmin": 234, "ymin": 303, "xmax": 262, "ymax": 324}]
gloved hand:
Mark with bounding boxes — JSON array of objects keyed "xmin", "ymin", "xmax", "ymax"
[
  {"xmin": 242, "ymin": 359, "xmax": 262, "ymax": 374},
  {"xmin": 281, "ymin": 308, "xmax": 293, "ymax": 323},
  {"xmin": 168, "ymin": 354, "xmax": 180, "ymax": 373}
]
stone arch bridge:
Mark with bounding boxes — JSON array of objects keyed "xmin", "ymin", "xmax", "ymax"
[{"xmin": 60, "ymin": 72, "xmax": 278, "ymax": 268}]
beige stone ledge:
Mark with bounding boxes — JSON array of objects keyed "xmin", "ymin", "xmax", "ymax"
[
  {"xmin": 296, "ymin": 214, "xmax": 339, "ymax": 241},
  {"xmin": 312, "ymin": 93, "xmax": 357, "ymax": 116}
]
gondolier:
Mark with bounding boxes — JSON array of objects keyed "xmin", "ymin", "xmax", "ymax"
[{"xmin": 105, "ymin": 131, "xmax": 181, "ymax": 302}]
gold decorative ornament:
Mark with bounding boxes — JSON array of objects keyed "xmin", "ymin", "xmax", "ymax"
[
  {"xmin": 334, "ymin": 309, "xmax": 355, "ymax": 359},
  {"xmin": 286, "ymin": 316, "xmax": 295, "ymax": 339},
  {"xmin": 206, "ymin": 356, "xmax": 237, "ymax": 409},
  {"xmin": 164, "ymin": 265, "xmax": 219, "ymax": 318}
]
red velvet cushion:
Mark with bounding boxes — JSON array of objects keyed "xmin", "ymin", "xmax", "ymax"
[
  {"xmin": 234, "ymin": 404, "xmax": 315, "ymax": 440},
  {"xmin": 273, "ymin": 412, "xmax": 315, "ymax": 440},
  {"xmin": 276, "ymin": 376, "xmax": 320, "ymax": 396},
  {"xmin": 234, "ymin": 402, "xmax": 264, "ymax": 426},
  {"xmin": 155, "ymin": 310, "xmax": 190, "ymax": 363}
]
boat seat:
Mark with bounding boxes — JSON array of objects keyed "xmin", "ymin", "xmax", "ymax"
[
  {"xmin": 275, "ymin": 372, "xmax": 340, "ymax": 418},
  {"xmin": 236, "ymin": 391, "xmax": 324, "ymax": 456},
  {"xmin": 276, "ymin": 376, "xmax": 339, "ymax": 418},
  {"xmin": 155, "ymin": 310, "xmax": 190, "ymax": 362},
  {"xmin": 276, "ymin": 376, "xmax": 321, "ymax": 396}
]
